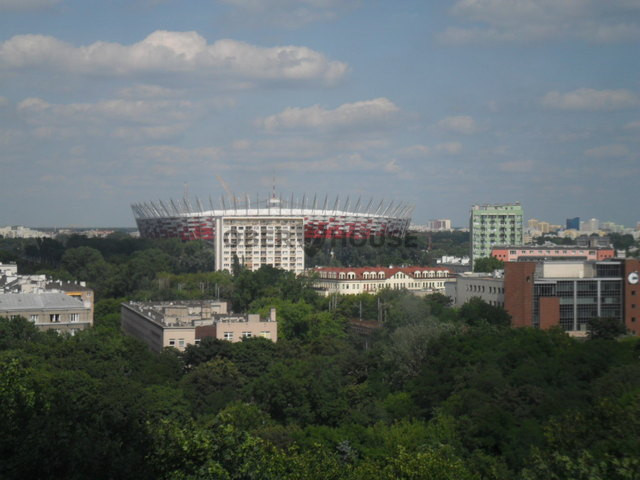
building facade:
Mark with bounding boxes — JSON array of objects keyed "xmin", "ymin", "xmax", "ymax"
[
  {"xmin": 566, "ymin": 217, "xmax": 580, "ymax": 230},
  {"xmin": 121, "ymin": 300, "xmax": 277, "ymax": 352},
  {"xmin": 0, "ymin": 292, "xmax": 92, "ymax": 334},
  {"xmin": 215, "ymin": 216, "xmax": 305, "ymax": 274},
  {"xmin": 470, "ymin": 203, "xmax": 523, "ymax": 267},
  {"xmin": 311, "ymin": 266, "xmax": 455, "ymax": 296},
  {"xmin": 445, "ymin": 272, "xmax": 505, "ymax": 308},
  {"xmin": 491, "ymin": 245, "xmax": 615, "ymax": 263},
  {"xmin": 504, "ymin": 259, "xmax": 640, "ymax": 336}
]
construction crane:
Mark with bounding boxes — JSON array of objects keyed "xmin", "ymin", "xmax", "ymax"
[{"xmin": 216, "ymin": 175, "xmax": 239, "ymax": 204}]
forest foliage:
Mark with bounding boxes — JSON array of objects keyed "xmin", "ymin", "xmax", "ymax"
[{"xmin": 1, "ymin": 234, "xmax": 639, "ymax": 479}]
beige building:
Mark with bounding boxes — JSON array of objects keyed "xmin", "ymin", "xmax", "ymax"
[
  {"xmin": 445, "ymin": 272, "xmax": 505, "ymax": 308},
  {"xmin": 121, "ymin": 300, "xmax": 278, "ymax": 352},
  {"xmin": 0, "ymin": 292, "xmax": 93, "ymax": 334},
  {"xmin": 1, "ymin": 264, "xmax": 95, "ymax": 322},
  {"xmin": 311, "ymin": 266, "xmax": 455, "ymax": 296}
]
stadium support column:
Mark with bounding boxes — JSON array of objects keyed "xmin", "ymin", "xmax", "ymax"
[{"xmin": 215, "ymin": 217, "xmax": 223, "ymax": 271}]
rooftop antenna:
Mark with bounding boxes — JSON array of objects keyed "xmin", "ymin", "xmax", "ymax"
[{"xmin": 272, "ymin": 172, "xmax": 276, "ymax": 200}]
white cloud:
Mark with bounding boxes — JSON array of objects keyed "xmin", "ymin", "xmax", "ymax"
[
  {"xmin": 219, "ymin": 0, "xmax": 359, "ymax": 28},
  {"xmin": 436, "ymin": 142, "xmax": 463, "ymax": 154},
  {"xmin": 0, "ymin": 0, "xmax": 60, "ymax": 10},
  {"xmin": 0, "ymin": 31, "xmax": 348, "ymax": 86},
  {"xmin": 541, "ymin": 88, "xmax": 639, "ymax": 110},
  {"xmin": 437, "ymin": 115, "xmax": 480, "ymax": 134},
  {"xmin": 439, "ymin": 0, "xmax": 640, "ymax": 44},
  {"xmin": 398, "ymin": 144, "xmax": 431, "ymax": 157},
  {"xmin": 260, "ymin": 98, "xmax": 400, "ymax": 132},
  {"xmin": 624, "ymin": 120, "xmax": 640, "ymax": 129},
  {"xmin": 274, "ymin": 152, "xmax": 381, "ymax": 172},
  {"xmin": 130, "ymin": 145, "xmax": 226, "ymax": 176},
  {"xmin": 584, "ymin": 144, "xmax": 630, "ymax": 158},
  {"xmin": 16, "ymin": 96, "xmax": 211, "ymax": 142},
  {"xmin": 116, "ymin": 84, "xmax": 185, "ymax": 99},
  {"xmin": 18, "ymin": 97, "xmax": 198, "ymax": 125}
]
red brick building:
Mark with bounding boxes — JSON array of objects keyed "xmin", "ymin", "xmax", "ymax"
[{"xmin": 504, "ymin": 259, "xmax": 640, "ymax": 336}]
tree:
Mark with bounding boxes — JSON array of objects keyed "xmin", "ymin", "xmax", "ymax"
[
  {"xmin": 180, "ymin": 358, "xmax": 244, "ymax": 416},
  {"xmin": 473, "ymin": 257, "xmax": 504, "ymax": 273},
  {"xmin": 61, "ymin": 246, "xmax": 109, "ymax": 281},
  {"xmin": 458, "ymin": 297, "xmax": 511, "ymax": 327},
  {"xmin": 587, "ymin": 317, "xmax": 627, "ymax": 340}
]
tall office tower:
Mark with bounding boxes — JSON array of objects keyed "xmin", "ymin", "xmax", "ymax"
[
  {"xmin": 566, "ymin": 217, "xmax": 580, "ymax": 230},
  {"xmin": 470, "ymin": 203, "xmax": 524, "ymax": 267}
]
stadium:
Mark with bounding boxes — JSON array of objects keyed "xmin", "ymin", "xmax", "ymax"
[
  {"xmin": 132, "ymin": 191, "xmax": 413, "ymax": 273},
  {"xmin": 131, "ymin": 192, "xmax": 414, "ymax": 242}
]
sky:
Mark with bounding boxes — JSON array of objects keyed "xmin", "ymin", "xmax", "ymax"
[{"xmin": 0, "ymin": 0, "xmax": 639, "ymax": 228}]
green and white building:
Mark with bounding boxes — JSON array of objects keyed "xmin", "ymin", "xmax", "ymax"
[{"xmin": 470, "ymin": 203, "xmax": 524, "ymax": 267}]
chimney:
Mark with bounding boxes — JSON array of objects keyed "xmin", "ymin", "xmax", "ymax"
[{"xmin": 270, "ymin": 307, "xmax": 276, "ymax": 322}]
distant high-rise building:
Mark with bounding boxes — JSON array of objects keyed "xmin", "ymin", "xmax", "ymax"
[
  {"xmin": 428, "ymin": 219, "xmax": 452, "ymax": 231},
  {"xmin": 470, "ymin": 203, "xmax": 523, "ymax": 267},
  {"xmin": 580, "ymin": 218, "xmax": 600, "ymax": 232},
  {"xmin": 566, "ymin": 217, "xmax": 580, "ymax": 230}
]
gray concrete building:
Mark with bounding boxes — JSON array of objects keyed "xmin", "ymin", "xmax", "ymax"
[{"xmin": 445, "ymin": 272, "xmax": 505, "ymax": 308}]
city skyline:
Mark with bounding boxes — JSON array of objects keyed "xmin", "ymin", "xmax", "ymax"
[{"xmin": 1, "ymin": 1, "xmax": 639, "ymax": 228}]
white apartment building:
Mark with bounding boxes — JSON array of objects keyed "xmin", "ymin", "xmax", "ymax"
[{"xmin": 215, "ymin": 216, "xmax": 305, "ymax": 274}]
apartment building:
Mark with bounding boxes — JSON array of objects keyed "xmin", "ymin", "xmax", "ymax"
[
  {"xmin": 470, "ymin": 203, "xmax": 523, "ymax": 267},
  {"xmin": 215, "ymin": 216, "xmax": 305, "ymax": 274},
  {"xmin": 121, "ymin": 300, "xmax": 277, "ymax": 352},
  {"xmin": 0, "ymin": 292, "xmax": 92, "ymax": 334}
]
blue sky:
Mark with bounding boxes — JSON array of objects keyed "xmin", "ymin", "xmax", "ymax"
[{"xmin": 1, "ymin": 0, "xmax": 639, "ymax": 228}]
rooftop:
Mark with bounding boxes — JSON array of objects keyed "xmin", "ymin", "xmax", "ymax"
[
  {"xmin": 123, "ymin": 300, "xmax": 275, "ymax": 328},
  {"xmin": 0, "ymin": 292, "xmax": 86, "ymax": 312},
  {"xmin": 312, "ymin": 265, "xmax": 454, "ymax": 280}
]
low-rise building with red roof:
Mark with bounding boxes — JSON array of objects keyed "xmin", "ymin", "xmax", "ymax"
[{"xmin": 310, "ymin": 266, "xmax": 455, "ymax": 296}]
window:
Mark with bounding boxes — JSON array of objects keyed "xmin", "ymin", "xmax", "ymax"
[
  {"xmin": 178, "ymin": 338, "xmax": 185, "ymax": 347},
  {"xmin": 242, "ymin": 331, "xmax": 252, "ymax": 338},
  {"xmin": 260, "ymin": 331, "xmax": 271, "ymax": 339},
  {"xmin": 70, "ymin": 313, "xmax": 79, "ymax": 322},
  {"xmin": 224, "ymin": 332, "xmax": 234, "ymax": 340},
  {"xmin": 169, "ymin": 338, "xmax": 176, "ymax": 346},
  {"xmin": 50, "ymin": 314, "xmax": 60, "ymax": 323},
  {"xmin": 30, "ymin": 314, "xmax": 38, "ymax": 322}
]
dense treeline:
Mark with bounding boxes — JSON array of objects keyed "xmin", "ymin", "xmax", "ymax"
[{"xmin": 1, "ymin": 234, "xmax": 639, "ymax": 479}]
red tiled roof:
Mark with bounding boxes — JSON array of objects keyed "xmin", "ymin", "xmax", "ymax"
[{"xmin": 312, "ymin": 265, "xmax": 453, "ymax": 279}]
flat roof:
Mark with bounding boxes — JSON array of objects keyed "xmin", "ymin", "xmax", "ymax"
[{"xmin": 0, "ymin": 292, "xmax": 86, "ymax": 312}]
